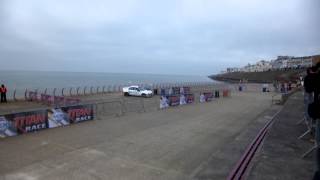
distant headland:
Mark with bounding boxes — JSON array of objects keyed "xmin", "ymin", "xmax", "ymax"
[{"xmin": 209, "ymin": 54, "xmax": 320, "ymax": 83}]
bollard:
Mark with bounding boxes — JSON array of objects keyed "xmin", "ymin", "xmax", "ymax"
[
  {"xmin": 76, "ymin": 87, "xmax": 80, "ymax": 96},
  {"xmin": 53, "ymin": 88, "xmax": 57, "ymax": 97},
  {"xmin": 13, "ymin": 89, "xmax": 17, "ymax": 101},
  {"xmin": 61, "ymin": 88, "xmax": 65, "ymax": 96},
  {"xmin": 84, "ymin": 86, "xmax": 87, "ymax": 95},
  {"xmin": 90, "ymin": 86, "xmax": 94, "ymax": 94},
  {"xmin": 69, "ymin": 87, "xmax": 73, "ymax": 96},
  {"xmin": 24, "ymin": 89, "xmax": 28, "ymax": 101},
  {"xmin": 35, "ymin": 89, "xmax": 38, "ymax": 101}
]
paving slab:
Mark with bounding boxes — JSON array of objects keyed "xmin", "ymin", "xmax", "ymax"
[
  {"xmin": 247, "ymin": 92, "xmax": 314, "ymax": 180},
  {"xmin": 0, "ymin": 92, "xmax": 279, "ymax": 180}
]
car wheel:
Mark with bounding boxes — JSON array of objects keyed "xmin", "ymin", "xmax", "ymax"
[
  {"xmin": 141, "ymin": 94, "xmax": 146, "ymax": 97},
  {"xmin": 124, "ymin": 92, "xmax": 129, "ymax": 96}
]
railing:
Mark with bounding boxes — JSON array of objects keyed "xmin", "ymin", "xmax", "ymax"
[
  {"xmin": 5, "ymin": 81, "xmax": 221, "ymax": 102},
  {"xmin": 227, "ymin": 109, "xmax": 282, "ymax": 180}
]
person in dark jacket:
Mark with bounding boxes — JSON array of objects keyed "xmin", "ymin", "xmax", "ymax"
[
  {"xmin": 305, "ymin": 67, "xmax": 318, "ymax": 93},
  {"xmin": 304, "ymin": 68, "xmax": 315, "ymax": 121},
  {"xmin": 312, "ymin": 63, "xmax": 320, "ymax": 180},
  {"xmin": 0, "ymin": 84, "xmax": 7, "ymax": 103},
  {"xmin": 315, "ymin": 63, "xmax": 320, "ymax": 103}
]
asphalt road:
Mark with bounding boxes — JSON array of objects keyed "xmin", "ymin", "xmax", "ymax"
[{"xmin": 0, "ymin": 91, "xmax": 280, "ymax": 180}]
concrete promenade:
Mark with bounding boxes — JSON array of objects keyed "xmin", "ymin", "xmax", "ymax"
[
  {"xmin": 247, "ymin": 92, "xmax": 314, "ymax": 180},
  {"xmin": 0, "ymin": 91, "xmax": 280, "ymax": 180}
]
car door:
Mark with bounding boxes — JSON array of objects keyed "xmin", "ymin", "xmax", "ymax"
[
  {"xmin": 134, "ymin": 87, "xmax": 141, "ymax": 96},
  {"xmin": 128, "ymin": 87, "xmax": 135, "ymax": 96}
]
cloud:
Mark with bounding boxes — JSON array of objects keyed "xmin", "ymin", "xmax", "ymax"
[{"xmin": 0, "ymin": 0, "xmax": 319, "ymax": 75}]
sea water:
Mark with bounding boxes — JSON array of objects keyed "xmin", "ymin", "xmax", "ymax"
[{"xmin": 0, "ymin": 70, "xmax": 215, "ymax": 98}]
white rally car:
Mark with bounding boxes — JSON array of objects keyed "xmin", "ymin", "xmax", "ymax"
[{"xmin": 122, "ymin": 86, "xmax": 153, "ymax": 97}]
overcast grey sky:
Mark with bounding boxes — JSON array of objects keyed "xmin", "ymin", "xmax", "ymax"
[{"xmin": 0, "ymin": 0, "xmax": 319, "ymax": 75}]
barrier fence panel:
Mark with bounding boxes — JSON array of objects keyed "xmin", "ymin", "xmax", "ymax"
[
  {"xmin": 142, "ymin": 97, "xmax": 160, "ymax": 111},
  {"xmin": 95, "ymin": 101, "xmax": 123, "ymax": 119},
  {"xmin": 121, "ymin": 98, "xmax": 146, "ymax": 114},
  {"xmin": 90, "ymin": 86, "xmax": 94, "ymax": 94},
  {"xmin": 0, "ymin": 103, "xmax": 95, "ymax": 138},
  {"xmin": 1, "ymin": 83, "xmax": 238, "ymax": 139},
  {"xmin": 5, "ymin": 81, "xmax": 235, "ymax": 102}
]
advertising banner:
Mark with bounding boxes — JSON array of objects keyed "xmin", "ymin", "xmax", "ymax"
[
  {"xmin": 14, "ymin": 110, "xmax": 48, "ymax": 134},
  {"xmin": 185, "ymin": 94, "xmax": 195, "ymax": 104},
  {"xmin": 61, "ymin": 104, "xmax": 94, "ymax": 123},
  {"xmin": 48, "ymin": 108, "xmax": 70, "ymax": 128},
  {"xmin": 28, "ymin": 91, "xmax": 38, "ymax": 101},
  {"xmin": 200, "ymin": 92, "xmax": 213, "ymax": 102},
  {"xmin": 41, "ymin": 94, "xmax": 53, "ymax": 105},
  {"xmin": 160, "ymin": 96, "xmax": 169, "ymax": 109},
  {"xmin": 183, "ymin": 87, "xmax": 191, "ymax": 94},
  {"xmin": 168, "ymin": 95, "xmax": 180, "ymax": 106},
  {"xmin": 0, "ymin": 110, "xmax": 48, "ymax": 136},
  {"xmin": 65, "ymin": 98, "xmax": 81, "ymax": 106},
  {"xmin": 54, "ymin": 96, "xmax": 65, "ymax": 106},
  {"xmin": 1, "ymin": 104, "xmax": 95, "ymax": 138},
  {"xmin": 204, "ymin": 92, "xmax": 214, "ymax": 101},
  {"xmin": 0, "ymin": 116, "xmax": 18, "ymax": 138},
  {"xmin": 172, "ymin": 87, "xmax": 180, "ymax": 95}
]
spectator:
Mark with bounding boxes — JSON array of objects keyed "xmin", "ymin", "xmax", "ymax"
[
  {"xmin": 159, "ymin": 96, "xmax": 169, "ymax": 109},
  {"xmin": 0, "ymin": 84, "xmax": 7, "ymax": 103},
  {"xmin": 315, "ymin": 63, "xmax": 320, "ymax": 103},
  {"xmin": 304, "ymin": 68, "xmax": 315, "ymax": 121},
  {"xmin": 180, "ymin": 87, "xmax": 184, "ymax": 95},
  {"xmin": 179, "ymin": 94, "xmax": 186, "ymax": 105},
  {"xmin": 168, "ymin": 87, "xmax": 173, "ymax": 95},
  {"xmin": 284, "ymin": 82, "xmax": 288, "ymax": 93},
  {"xmin": 288, "ymin": 82, "xmax": 292, "ymax": 91},
  {"xmin": 312, "ymin": 63, "xmax": 320, "ymax": 180},
  {"xmin": 200, "ymin": 93, "xmax": 205, "ymax": 103}
]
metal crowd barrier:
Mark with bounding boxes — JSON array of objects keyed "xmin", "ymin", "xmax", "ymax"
[
  {"xmin": 5, "ymin": 81, "xmax": 220, "ymax": 102},
  {"xmin": 1, "ymin": 85, "xmax": 233, "ymax": 139}
]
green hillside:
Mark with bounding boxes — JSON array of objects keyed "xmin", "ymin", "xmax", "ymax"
[{"xmin": 209, "ymin": 69, "xmax": 305, "ymax": 83}]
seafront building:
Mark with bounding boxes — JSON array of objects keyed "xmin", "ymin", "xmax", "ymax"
[{"xmin": 224, "ymin": 54, "xmax": 320, "ymax": 73}]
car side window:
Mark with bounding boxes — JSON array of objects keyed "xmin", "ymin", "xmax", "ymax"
[{"xmin": 129, "ymin": 87, "xmax": 134, "ymax": 90}]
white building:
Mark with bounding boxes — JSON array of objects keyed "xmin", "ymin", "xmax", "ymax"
[
  {"xmin": 243, "ymin": 64, "xmax": 257, "ymax": 72},
  {"xmin": 226, "ymin": 67, "xmax": 240, "ymax": 73},
  {"xmin": 222, "ymin": 55, "xmax": 315, "ymax": 74},
  {"xmin": 271, "ymin": 55, "xmax": 312, "ymax": 69},
  {"xmin": 287, "ymin": 56, "xmax": 313, "ymax": 68},
  {"xmin": 271, "ymin": 56, "xmax": 293, "ymax": 69},
  {"xmin": 255, "ymin": 60, "xmax": 272, "ymax": 72}
]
